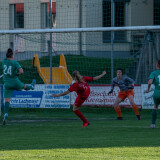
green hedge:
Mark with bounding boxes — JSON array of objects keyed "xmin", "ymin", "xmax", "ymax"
[{"xmin": 0, "ymin": 55, "xmax": 134, "ymax": 84}]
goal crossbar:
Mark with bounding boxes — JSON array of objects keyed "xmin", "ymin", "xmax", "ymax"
[{"xmin": 0, "ymin": 26, "xmax": 160, "ymax": 34}]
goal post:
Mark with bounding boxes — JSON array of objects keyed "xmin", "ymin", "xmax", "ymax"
[{"xmin": 0, "ymin": 26, "xmax": 160, "ymax": 109}]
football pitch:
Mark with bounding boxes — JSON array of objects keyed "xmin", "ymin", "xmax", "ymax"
[{"xmin": 0, "ymin": 108, "xmax": 160, "ymax": 160}]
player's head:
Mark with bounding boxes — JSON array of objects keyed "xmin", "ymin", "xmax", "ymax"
[
  {"xmin": 116, "ymin": 68, "xmax": 123, "ymax": 78},
  {"xmin": 72, "ymin": 70, "xmax": 83, "ymax": 82},
  {"xmin": 156, "ymin": 60, "xmax": 160, "ymax": 69},
  {"xmin": 6, "ymin": 48, "xmax": 13, "ymax": 58}
]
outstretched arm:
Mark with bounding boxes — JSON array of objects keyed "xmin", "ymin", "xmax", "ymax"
[
  {"xmin": 93, "ymin": 71, "xmax": 106, "ymax": 80},
  {"xmin": 52, "ymin": 90, "xmax": 70, "ymax": 97},
  {"xmin": 146, "ymin": 79, "xmax": 153, "ymax": 93},
  {"xmin": 13, "ymin": 50, "xmax": 18, "ymax": 55}
]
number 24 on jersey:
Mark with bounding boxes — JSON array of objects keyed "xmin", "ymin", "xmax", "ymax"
[{"xmin": 3, "ymin": 65, "xmax": 12, "ymax": 76}]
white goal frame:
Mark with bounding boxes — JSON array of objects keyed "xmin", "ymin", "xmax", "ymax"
[{"xmin": 0, "ymin": 26, "xmax": 160, "ymax": 34}]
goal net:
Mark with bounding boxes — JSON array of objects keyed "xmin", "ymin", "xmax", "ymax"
[{"xmin": 0, "ymin": 26, "xmax": 160, "ymax": 109}]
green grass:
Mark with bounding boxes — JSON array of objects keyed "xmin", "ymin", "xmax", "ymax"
[
  {"xmin": 0, "ymin": 108, "xmax": 160, "ymax": 160},
  {"xmin": 0, "ymin": 55, "xmax": 134, "ymax": 84}
]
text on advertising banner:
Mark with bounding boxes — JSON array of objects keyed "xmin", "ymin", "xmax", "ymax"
[
  {"xmin": 141, "ymin": 84, "xmax": 155, "ymax": 109},
  {"xmin": 71, "ymin": 85, "xmax": 141, "ymax": 107},
  {"xmin": 10, "ymin": 84, "xmax": 70, "ymax": 108}
]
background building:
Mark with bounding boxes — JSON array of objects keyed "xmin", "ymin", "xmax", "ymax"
[
  {"xmin": 0, "ymin": 0, "xmax": 160, "ymax": 83},
  {"xmin": 0, "ymin": 0, "xmax": 159, "ymax": 59}
]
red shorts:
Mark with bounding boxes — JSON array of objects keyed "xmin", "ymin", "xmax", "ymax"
[
  {"xmin": 118, "ymin": 89, "xmax": 134, "ymax": 101},
  {"xmin": 74, "ymin": 95, "xmax": 89, "ymax": 107}
]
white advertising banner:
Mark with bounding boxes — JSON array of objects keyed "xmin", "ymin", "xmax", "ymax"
[
  {"xmin": 9, "ymin": 84, "xmax": 144, "ymax": 108},
  {"xmin": 71, "ymin": 85, "xmax": 142, "ymax": 107},
  {"xmin": 10, "ymin": 84, "xmax": 70, "ymax": 108},
  {"xmin": 141, "ymin": 84, "xmax": 155, "ymax": 109}
]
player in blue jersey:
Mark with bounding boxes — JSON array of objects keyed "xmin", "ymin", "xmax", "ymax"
[
  {"xmin": 108, "ymin": 68, "xmax": 140, "ymax": 120},
  {"xmin": 146, "ymin": 60, "xmax": 160, "ymax": 128}
]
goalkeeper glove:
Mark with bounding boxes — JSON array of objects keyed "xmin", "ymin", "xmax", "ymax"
[{"xmin": 108, "ymin": 89, "xmax": 113, "ymax": 95}]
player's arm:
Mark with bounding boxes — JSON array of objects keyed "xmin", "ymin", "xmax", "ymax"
[
  {"xmin": 13, "ymin": 50, "xmax": 18, "ymax": 55},
  {"xmin": 15, "ymin": 61, "xmax": 23, "ymax": 76},
  {"xmin": 52, "ymin": 90, "xmax": 70, "ymax": 97},
  {"xmin": 108, "ymin": 80, "xmax": 115, "ymax": 95},
  {"xmin": 146, "ymin": 79, "xmax": 153, "ymax": 93},
  {"xmin": 146, "ymin": 72, "xmax": 155, "ymax": 93},
  {"xmin": 17, "ymin": 68, "xmax": 24, "ymax": 76},
  {"xmin": 126, "ymin": 76, "xmax": 135, "ymax": 89},
  {"xmin": 93, "ymin": 71, "xmax": 106, "ymax": 80}
]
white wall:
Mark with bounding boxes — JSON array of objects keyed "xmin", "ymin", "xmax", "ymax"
[
  {"xmin": 0, "ymin": 0, "xmax": 155, "ymax": 57},
  {"xmin": 130, "ymin": 0, "xmax": 153, "ymax": 26},
  {"xmin": 0, "ymin": 0, "xmax": 10, "ymax": 52},
  {"xmin": 24, "ymin": 0, "xmax": 41, "ymax": 51}
]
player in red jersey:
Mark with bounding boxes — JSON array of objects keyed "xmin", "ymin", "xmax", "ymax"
[{"xmin": 52, "ymin": 70, "xmax": 106, "ymax": 127}]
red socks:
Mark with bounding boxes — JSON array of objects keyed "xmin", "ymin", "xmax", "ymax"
[
  {"xmin": 115, "ymin": 106, "xmax": 122, "ymax": 117},
  {"xmin": 132, "ymin": 104, "xmax": 139, "ymax": 115},
  {"xmin": 74, "ymin": 110, "xmax": 88, "ymax": 123}
]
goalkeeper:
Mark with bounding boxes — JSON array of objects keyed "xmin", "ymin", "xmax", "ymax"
[
  {"xmin": 146, "ymin": 60, "xmax": 160, "ymax": 128},
  {"xmin": 52, "ymin": 70, "xmax": 106, "ymax": 127},
  {"xmin": 2, "ymin": 48, "xmax": 36, "ymax": 125},
  {"xmin": 108, "ymin": 68, "xmax": 140, "ymax": 120}
]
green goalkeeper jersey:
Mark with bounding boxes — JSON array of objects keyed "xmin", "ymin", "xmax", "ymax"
[
  {"xmin": 148, "ymin": 69, "xmax": 160, "ymax": 91},
  {"xmin": 2, "ymin": 58, "xmax": 22, "ymax": 82}
]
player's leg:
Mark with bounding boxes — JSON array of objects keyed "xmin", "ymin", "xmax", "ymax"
[
  {"xmin": 13, "ymin": 79, "xmax": 36, "ymax": 91},
  {"xmin": 150, "ymin": 105, "xmax": 158, "ymax": 128},
  {"xmin": 3, "ymin": 81, "xmax": 19, "ymax": 125},
  {"xmin": 24, "ymin": 79, "xmax": 36, "ymax": 90},
  {"xmin": 128, "ymin": 94, "xmax": 140, "ymax": 120},
  {"xmin": 150, "ymin": 95, "xmax": 159, "ymax": 128},
  {"xmin": 3, "ymin": 98, "xmax": 11, "ymax": 125},
  {"xmin": 113, "ymin": 97, "xmax": 123, "ymax": 120},
  {"xmin": 73, "ymin": 96, "xmax": 89, "ymax": 127},
  {"xmin": 3, "ymin": 86, "xmax": 13, "ymax": 125}
]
